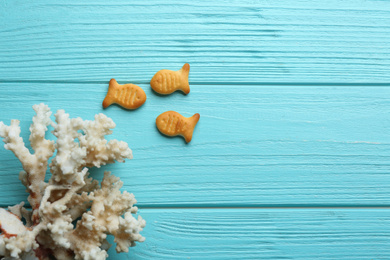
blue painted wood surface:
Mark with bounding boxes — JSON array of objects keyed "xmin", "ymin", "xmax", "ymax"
[{"xmin": 1, "ymin": 1, "xmax": 390, "ymax": 259}]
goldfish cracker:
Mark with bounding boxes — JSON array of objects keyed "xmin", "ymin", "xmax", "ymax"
[
  {"xmin": 150, "ymin": 63, "xmax": 190, "ymax": 95},
  {"xmin": 156, "ymin": 111, "xmax": 200, "ymax": 143},
  {"xmin": 102, "ymin": 79, "xmax": 146, "ymax": 110}
]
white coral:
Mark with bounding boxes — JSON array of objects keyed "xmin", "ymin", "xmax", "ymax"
[{"xmin": 0, "ymin": 104, "xmax": 145, "ymax": 260}]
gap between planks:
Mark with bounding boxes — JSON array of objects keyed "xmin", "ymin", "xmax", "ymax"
[
  {"xmin": 0, "ymin": 80, "xmax": 389, "ymax": 86},
  {"xmin": 132, "ymin": 205, "xmax": 390, "ymax": 209},
  {"xmin": 2, "ymin": 205, "xmax": 390, "ymax": 210}
]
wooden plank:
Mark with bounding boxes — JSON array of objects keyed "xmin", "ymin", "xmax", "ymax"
[
  {"xmin": 106, "ymin": 208, "xmax": 390, "ymax": 259},
  {"xmin": 0, "ymin": 0, "xmax": 390, "ymax": 84},
  {"xmin": 0, "ymin": 83, "xmax": 389, "ymax": 207}
]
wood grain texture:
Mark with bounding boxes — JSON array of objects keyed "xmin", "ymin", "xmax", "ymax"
[
  {"xmin": 0, "ymin": 0, "xmax": 390, "ymax": 84},
  {"xmin": 0, "ymin": 83, "xmax": 389, "ymax": 207},
  {"xmin": 105, "ymin": 208, "xmax": 390, "ymax": 259}
]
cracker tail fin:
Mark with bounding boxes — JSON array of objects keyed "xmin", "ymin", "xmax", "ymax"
[
  {"xmin": 102, "ymin": 95, "xmax": 113, "ymax": 108},
  {"xmin": 182, "ymin": 83, "xmax": 190, "ymax": 95},
  {"xmin": 180, "ymin": 63, "xmax": 190, "ymax": 77},
  {"xmin": 191, "ymin": 113, "xmax": 200, "ymax": 124},
  {"xmin": 180, "ymin": 63, "xmax": 190, "ymax": 94},
  {"xmin": 102, "ymin": 79, "xmax": 118, "ymax": 108},
  {"xmin": 184, "ymin": 113, "xmax": 200, "ymax": 143}
]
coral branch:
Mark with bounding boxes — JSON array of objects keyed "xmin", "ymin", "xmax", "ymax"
[
  {"xmin": 80, "ymin": 114, "xmax": 133, "ymax": 167},
  {"xmin": 0, "ymin": 104, "xmax": 55, "ymax": 225},
  {"xmin": 0, "ymin": 119, "xmax": 35, "ymax": 170},
  {"xmin": 29, "ymin": 104, "xmax": 55, "ymax": 161}
]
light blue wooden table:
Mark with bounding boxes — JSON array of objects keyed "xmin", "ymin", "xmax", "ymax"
[{"xmin": 1, "ymin": 1, "xmax": 390, "ymax": 259}]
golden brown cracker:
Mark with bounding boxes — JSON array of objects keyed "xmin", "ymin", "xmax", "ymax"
[
  {"xmin": 150, "ymin": 63, "xmax": 190, "ymax": 95},
  {"xmin": 102, "ymin": 79, "xmax": 146, "ymax": 110},
  {"xmin": 156, "ymin": 111, "xmax": 200, "ymax": 143}
]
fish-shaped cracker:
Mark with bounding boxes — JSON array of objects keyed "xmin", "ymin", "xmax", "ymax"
[
  {"xmin": 156, "ymin": 111, "xmax": 200, "ymax": 143},
  {"xmin": 150, "ymin": 63, "xmax": 190, "ymax": 95},
  {"xmin": 102, "ymin": 79, "xmax": 146, "ymax": 109}
]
